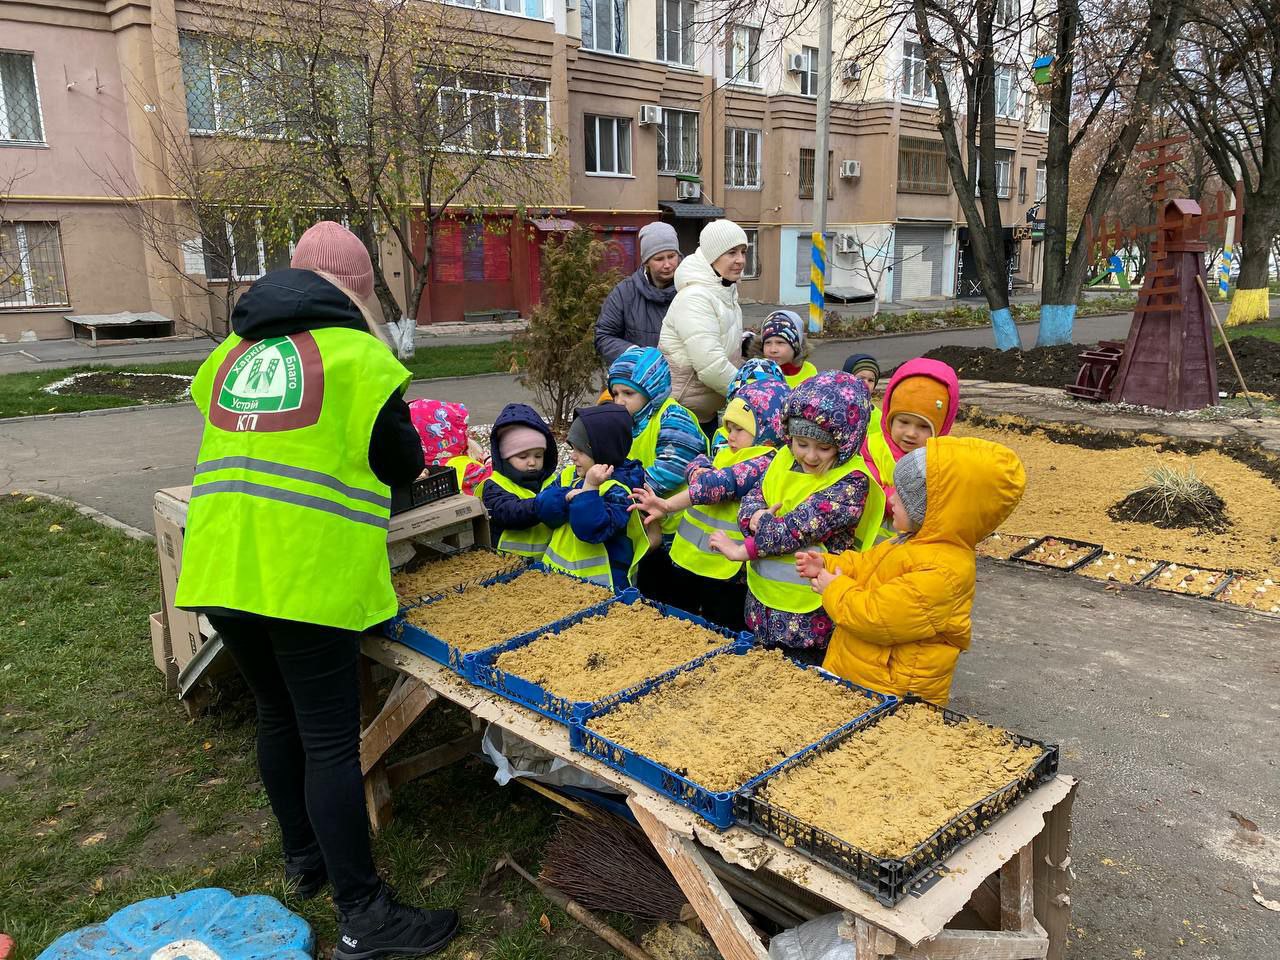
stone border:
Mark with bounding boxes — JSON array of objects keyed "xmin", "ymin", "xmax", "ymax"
[{"xmin": 8, "ymin": 489, "xmax": 153, "ymax": 541}]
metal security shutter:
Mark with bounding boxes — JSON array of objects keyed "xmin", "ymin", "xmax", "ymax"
[{"xmin": 892, "ymin": 226, "xmax": 947, "ymax": 301}]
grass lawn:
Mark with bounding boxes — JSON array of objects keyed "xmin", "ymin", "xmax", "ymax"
[
  {"xmin": 0, "ymin": 494, "xmax": 619, "ymax": 960},
  {"xmin": 0, "ymin": 342, "xmax": 509, "ymax": 420},
  {"xmin": 1223, "ymin": 318, "xmax": 1280, "ymax": 344}
]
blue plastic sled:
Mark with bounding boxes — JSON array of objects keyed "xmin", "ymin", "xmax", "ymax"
[{"xmin": 37, "ymin": 888, "xmax": 313, "ymax": 959}]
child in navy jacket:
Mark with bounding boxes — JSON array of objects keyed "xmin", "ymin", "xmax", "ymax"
[{"xmin": 482, "ymin": 403, "xmax": 558, "ymax": 553}]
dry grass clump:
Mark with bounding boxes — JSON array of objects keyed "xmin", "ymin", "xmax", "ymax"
[
  {"xmin": 1108, "ymin": 466, "xmax": 1230, "ymax": 534},
  {"xmin": 758, "ymin": 703, "xmax": 1043, "ymax": 858}
]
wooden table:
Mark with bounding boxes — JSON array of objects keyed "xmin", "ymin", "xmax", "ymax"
[{"xmin": 359, "ymin": 635, "xmax": 1076, "ymax": 960}]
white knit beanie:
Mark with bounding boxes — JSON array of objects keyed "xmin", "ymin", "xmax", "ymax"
[{"xmin": 699, "ymin": 219, "xmax": 749, "ymax": 265}]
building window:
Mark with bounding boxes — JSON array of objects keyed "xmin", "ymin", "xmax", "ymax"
[
  {"xmin": 743, "ymin": 228, "xmax": 759, "ymax": 279},
  {"xmin": 1035, "ymin": 161, "xmax": 1047, "ymax": 202},
  {"xmin": 973, "ymin": 150, "xmax": 1014, "ymax": 199},
  {"xmin": 995, "ymin": 65, "xmax": 1020, "ymax": 118},
  {"xmin": 0, "ymin": 52, "xmax": 44, "ymax": 143},
  {"xmin": 0, "ymin": 221, "xmax": 68, "ymax": 307},
  {"xmin": 794, "ymin": 232, "xmax": 835, "ymax": 287},
  {"xmin": 725, "ymin": 24, "xmax": 760, "ymax": 84},
  {"xmin": 798, "ymin": 148, "xmax": 833, "ymax": 199},
  {"xmin": 724, "ymin": 127, "xmax": 761, "ymax": 188},
  {"xmin": 658, "ymin": 108, "xmax": 699, "ymax": 174},
  {"xmin": 1030, "ymin": 98, "xmax": 1050, "ymax": 132},
  {"xmin": 897, "ymin": 136, "xmax": 949, "ymax": 194},
  {"xmin": 1018, "ymin": 166, "xmax": 1028, "ymax": 203},
  {"xmin": 799, "ymin": 46, "xmax": 819, "ymax": 97},
  {"xmin": 438, "ymin": 73, "xmax": 550, "ymax": 156},
  {"xmin": 582, "ymin": 0, "xmax": 628, "ymax": 55},
  {"xmin": 657, "ymin": 0, "xmax": 696, "ymax": 66},
  {"xmin": 901, "ymin": 41, "xmax": 934, "ymax": 101},
  {"xmin": 585, "ymin": 114, "xmax": 632, "ymax": 175},
  {"xmin": 994, "ymin": 0, "xmax": 1018, "ymax": 26},
  {"xmin": 449, "ymin": 0, "xmax": 547, "ymax": 17}
]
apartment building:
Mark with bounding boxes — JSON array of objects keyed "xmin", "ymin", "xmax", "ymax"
[{"xmin": 0, "ymin": 0, "xmax": 1048, "ymax": 341}]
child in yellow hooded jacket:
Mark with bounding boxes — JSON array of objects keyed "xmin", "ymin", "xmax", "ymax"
[{"xmin": 796, "ymin": 436, "xmax": 1026, "ymax": 705}]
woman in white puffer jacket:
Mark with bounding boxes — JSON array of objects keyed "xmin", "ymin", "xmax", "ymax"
[{"xmin": 659, "ymin": 220, "xmax": 749, "ymax": 433}]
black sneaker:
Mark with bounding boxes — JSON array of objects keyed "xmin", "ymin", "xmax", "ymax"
[
  {"xmin": 333, "ymin": 884, "xmax": 459, "ymax": 960},
  {"xmin": 284, "ymin": 845, "xmax": 328, "ymax": 901}
]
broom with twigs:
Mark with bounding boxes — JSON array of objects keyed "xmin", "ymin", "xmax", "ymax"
[{"xmin": 539, "ymin": 809, "xmax": 689, "ymax": 921}]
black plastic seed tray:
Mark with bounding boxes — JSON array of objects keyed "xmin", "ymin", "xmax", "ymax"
[
  {"xmin": 1010, "ymin": 535, "xmax": 1104, "ymax": 573},
  {"xmin": 736, "ymin": 696, "xmax": 1059, "ymax": 906},
  {"xmin": 391, "ymin": 464, "xmax": 460, "ymax": 515},
  {"xmin": 1136, "ymin": 563, "xmax": 1235, "ymax": 599}
]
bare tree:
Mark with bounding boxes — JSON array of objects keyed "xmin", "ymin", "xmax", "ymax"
[
  {"xmin": 1170, "ymin": 0, "xmax": 1278, "ymax": 324},
  {"xmin": 173, "ymin": 0, "xmax": 566, "ymax": 354}
]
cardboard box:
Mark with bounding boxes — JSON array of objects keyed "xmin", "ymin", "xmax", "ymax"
[
  {"xmin": 388, "ymin": 493, "xmax": 489, "ymax": 545},
  {"xmin": 149, "ymin": 611, "xmax": 172, "ymax": 679},
  {"xmin": 153, "ymin": 487, "xmax": 214, "ymax": 678}
]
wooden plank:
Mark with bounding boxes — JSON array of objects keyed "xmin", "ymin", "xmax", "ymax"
[
  {"xmin": 890, "ymin": 925, "xmax": 1048, "ymax": 960},
  {"xmin": 968, "ymin": 875, "xmax": 1001, "ymax": 929},
  {"xmin": 1034, "ymin": 781, "xmax": 1077, "ymax": 960},
  {"xmin": 364, "ymin": 762, "xmax": 393, "ymax": 833},
  {"xmin": 1001, "ymin": 843, "xmax": 1036, "ymax": 932},
  {"xmin": 360, "ymin": 678, "xmax": 438, "ymax": 775},
  {"xmin": 630, "ymin": 799, "xmax": 769, "ymax": 960},
  {"xmin": 386, "ymin": 731, "xmax": 482, "ymax": 789}
]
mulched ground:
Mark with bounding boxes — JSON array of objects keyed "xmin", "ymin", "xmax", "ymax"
[
  {"xmin": 47, "ymin": 372, "xmax": 192, "ymax": 402},
  {"xmin": 918, "ymin": 336, "xmax": 1280, "ymax": 399}
]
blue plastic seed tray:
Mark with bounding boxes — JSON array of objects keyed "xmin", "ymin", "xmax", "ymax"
[
  {"xmin": 385, "ymin": 563, "xmax": 617, "ymax": 674},
  {"xmin": 569, "ymin": 647, "xmax": 895, "ymax": 829},
  {"xmin": 465, "ymin": 593, "xmax": 754, "ymax": 724}
]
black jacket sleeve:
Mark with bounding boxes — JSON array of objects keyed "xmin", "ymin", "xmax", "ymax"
[{"xmin": 369, "ymin": 391, "xmax": 425, "ymax": 487}]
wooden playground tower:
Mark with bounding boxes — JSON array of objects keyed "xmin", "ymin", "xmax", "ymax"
[{"xmin": 1066, "ymin": 136, "xmax": 1244, "ymax": 411}]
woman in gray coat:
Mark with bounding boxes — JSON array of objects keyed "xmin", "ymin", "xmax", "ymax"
[{"xmin": 594, "ymin": 222, "xmax": 681, "ymax": 365}]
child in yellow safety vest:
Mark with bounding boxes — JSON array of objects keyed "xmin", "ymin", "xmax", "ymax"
[
  {"xmin": 707, "ymin": 371, "xmax": 885, "ymax": 664},
  {"xmin": 481, "ymin": 403, "xmax": 558, "ymax": 558},
  {"xmin": 798, "ymin": 437, "xmax": 1026, "ymax": 706},
  {"xmin": 536, "ymin": 404, "xmax": 650, "ymax": 591},
  {"xmin": 757, "ymin": 310, "xmax": 817, "ymax": 388},
  {"xmin": 629, "ymin": 379, "xmax": 790, "ymax": 631},
  {"xmin": 408, "ymin": 398, "xmax": 491, "ymax": 495}
]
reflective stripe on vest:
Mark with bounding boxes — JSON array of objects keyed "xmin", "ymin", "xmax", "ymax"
[
  {"xmin": 629, "ymin": 396, "xmax": 704, "ymax": 535},
  {"xmin": 488, "ymin": 470, "xmax": 554, "ymax": 558},
  {"xmin": 746, "ymin": 446, "xmax": 886, "ymax": 614},
  {"xmin": 669, "ymin": 445, "xmax": 774, "ymax": 580},
  {"xmin": 542, "ymin": 465, "xmax": 649, "ymax": 590},
  {"xmin": 174, "ymin": 327, "xmax": 410, "ymax": 631}
]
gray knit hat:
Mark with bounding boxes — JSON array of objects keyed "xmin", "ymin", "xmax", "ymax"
[
  {"xmin": 787, "ymin": 417, "xmax": 835, "ymax": 446},
  {"xmin": 639, "ymin": 222, "xmax": 680, "ymax": 263},
  {"xmin": 567, "ymin": 417, "xmax": 593, "ymax": 460},
  {"xmin": 894, "ymin": 447, "xmax": 928, "ymax": 526}
]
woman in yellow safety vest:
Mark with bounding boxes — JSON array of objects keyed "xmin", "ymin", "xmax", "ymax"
[
  {"xmin": 174, "ymin": 222, "xmax": 459, "ymax": 960},
  {"xmin": 630, "ymin": 380, "xmax": 789, "ymax": 631},
  {"xmin": 707, "ymin": 371, "xmax": 884, "ymax": 665}
]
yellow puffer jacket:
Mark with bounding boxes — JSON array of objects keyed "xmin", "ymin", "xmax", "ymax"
[{"xmin": 819, "ymin": 437, "xmax": 1026, "ymax": 705}]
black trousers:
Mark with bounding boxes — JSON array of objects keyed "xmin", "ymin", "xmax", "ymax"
[{"xmin": 209, "ymin": 613, "xmax": 380, "ymax": 911}]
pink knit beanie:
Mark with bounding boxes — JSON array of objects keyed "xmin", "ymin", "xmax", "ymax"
[
  {"xmin": 498, "ymin": 425, "xmax": 548, "ymax": 460},
  {"xmin": 291, "ymin": 221, "xmax": 374, "ymax": 302}
]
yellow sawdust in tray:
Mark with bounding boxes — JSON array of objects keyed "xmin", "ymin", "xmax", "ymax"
[
  {"xmin": 954, "ymin": 422, "xmax": 1280, "ymax": 578},
  {"xmin": 394, "ymin": 550, "xmax": 523, "ymax": 600},
  {"xmin": 589, "ymin": 648, "xmax": 875, "ymax": 793},
  {"xmin": 1019, "ymin": 536, "xmax": 1097, "ymax": 569},
  {"xmin": 403, "ymin": 571, "xmax": 611, "ymax": 653},
  {"xmin": 1078, "ymin": 552, "xmax": 1162, "ymax": 584},
  {"xmin": 494, "ymin": 604, "xmax": 732, "ymax": 703},
  {"xmin": 760, "ymin": 703, "xmax": 1043, "ymax": 859},
  {"xmin": 975, "ymin": 533, "xmax": 1036, "ymax": 560},
  {"xmin": 1221, "ymin": 576, "xmax": 1280, "ymax": 614}
]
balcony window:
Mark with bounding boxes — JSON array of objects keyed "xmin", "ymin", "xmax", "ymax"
[
  {"xmin": 657, "ymin": 0, "xmax": 696, "ymax": 66},
  {"xmin": 585, "ymin": 114, "xmax": 632, "ymax": 175},
  {"xmin": 658, "ymin": 108, "xmax": 699, "ymax": 174},
  {"xmin": 798, "ymin": 148, "xmax": 833, "ymax": 199},
  {"xmin": 725, "ymin": 24, "xmax": 760, "ymax": 84},
  {"xmin": 901, "ymin": 41, "xmax": 934, "ymax": 101},
  {"xmin": 0, "ymin": 51, "xmax": 44, "ymax": 143},
  {"xmin": 724, "ymin": 127, "xmax": 761, "ymax": 188},
  {"xmin": 799, "ymin": 45, "xmax": 818, "ymax": 97},
  {"xmin": 897, "ymin": 136, "xmax": 949, "ymax": 194},
  {"xmin": 583, "ymin": 0, "xmax": 628, "ymax": 55},
  {"xmin": 995, "ymin": 64, "xmax": 1020, "ymax": 118}
]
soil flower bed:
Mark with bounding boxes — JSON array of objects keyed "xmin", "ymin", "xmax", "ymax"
[
  {"xmin": 394, "ymin": 549, "xmax": 523, "ymax": 601},
  {"xmin": 756, "ymin": 703, "xmax": 1043, "ymax": 859},
  {"xmin": 493, "ymin": 604, "xmax": 734, "ymax": 703},
  {"xmin": 588, "ymin": 648, "xmax": 875, "ymax": 793},
  {"xmin": 42, "ymin": 371, "xmax": 193, "ymax": 402},
  {"xmin": 1078, "ymin": 553, "xmax": 1163, "ymax": 584},
  {"xmin": 976, "ymin": 533, "xmax": 1037, "ymax": 560},
  {"xmin": 1220, "ymin": 576, "xmax": 1280, "ymax": 614},
  {"xmin": 954, "ymin": 420, "xmax": 1280, "ymax": 581},
  {"xmin": 403, "ymin": 571, "xmax": 611, "ymax": 653}
]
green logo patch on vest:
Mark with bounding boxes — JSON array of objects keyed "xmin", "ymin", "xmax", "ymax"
[{"xmin": 218, "ymin": 337, "xmax": 306, "ymax": 414}]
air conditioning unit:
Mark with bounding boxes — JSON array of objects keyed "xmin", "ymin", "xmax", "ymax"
[
  {"xmin": 839, "ymin": 159, "xmax": 862, "ymax": 179},
  {"xmin": 840, "ymin": 61, "xmax": 862, "ymax": 83},
  {"xmin": 787, "ymin": 53, "xmax": 807, "ymax": 74},
  {"xmin": 638, "ymin": 104, "xmax": 663, "ymax": 126},
  {"xmin": 676, "ymin": 179, "xmax": 700, "ymax": 200},
  {"xmin": 835, "ymin": 233, "xmax": 858, "ymax": 254}
]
